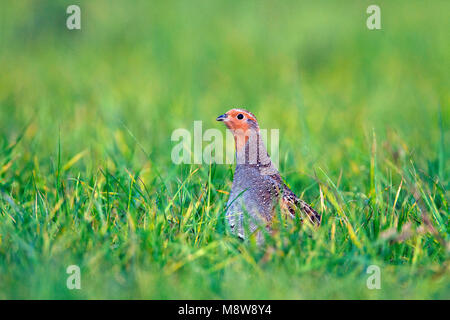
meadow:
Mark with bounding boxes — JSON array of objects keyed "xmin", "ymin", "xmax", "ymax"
[{"xmin": 0, "ymin": 0, "xmax": 448, "ymax": 299}]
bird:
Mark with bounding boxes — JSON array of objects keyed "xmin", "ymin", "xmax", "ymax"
[{"xmin": 216, "ymin": 108, "xmax": 321, "ymax": 242}]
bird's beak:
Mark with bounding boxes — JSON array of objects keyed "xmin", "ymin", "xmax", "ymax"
[{"xmin": 216, "ymin": 113, "xmax": 228, "ymax": 121}]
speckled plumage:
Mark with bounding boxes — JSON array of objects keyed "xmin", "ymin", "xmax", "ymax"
[{"xmin": 217, "ymin": 108, "xmax": 321, "ymax": 241}]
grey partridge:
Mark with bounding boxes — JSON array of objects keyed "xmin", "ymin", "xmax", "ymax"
[{"xmin": 216, "ymin": 108, "xmax": 321, "ymax": 242}]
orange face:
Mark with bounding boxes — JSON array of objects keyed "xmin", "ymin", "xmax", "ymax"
[
  {"xmin": 216, "ymin": 108, "xmax": 259, "ymax": 132},
  {"xmin": 216, "ymin": 108, "xmax": 259, "ymax": 151}
]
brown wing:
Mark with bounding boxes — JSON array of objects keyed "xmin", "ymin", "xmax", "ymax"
[{"xmin": 281, "ymin": 184, "xmax": 321, "ymax": 226}]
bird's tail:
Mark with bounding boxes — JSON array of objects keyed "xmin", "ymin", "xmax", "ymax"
[{"xmin": 299, "ymin": 200, "xmax": 321, "ymax": 226}]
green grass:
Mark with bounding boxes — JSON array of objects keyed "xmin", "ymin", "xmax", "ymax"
[{"xmin": 0, "ymin": 0, "xmax": 449, "ymax": 299}]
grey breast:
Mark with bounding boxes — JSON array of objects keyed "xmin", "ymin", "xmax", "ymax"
[{"xmin": 226, "ymin": 164, "xmax": 280, "ymax": 237}]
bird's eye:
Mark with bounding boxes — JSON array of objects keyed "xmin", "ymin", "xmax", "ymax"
[{"xmin": 237, "ymin": 114, "xmax": 244, "ymax": 120}]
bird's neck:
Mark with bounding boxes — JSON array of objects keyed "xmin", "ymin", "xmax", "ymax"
[{"xmin": 234, "ymin": 129, "xmax": 277, "ymax": 175}]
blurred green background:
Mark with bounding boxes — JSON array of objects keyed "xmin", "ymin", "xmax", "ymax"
[{"xmin": 0, "ymin": 0, "xmax": 448, "ymax": 299}]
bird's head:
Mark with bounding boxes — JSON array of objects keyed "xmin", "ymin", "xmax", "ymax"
[
  {"xmin": 216, "ymin": 108, "xmax": 260, "ymax": 152},
  {"xmin": 216, "ymin": 108, "xmax": 259, "ymax": 132}
]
